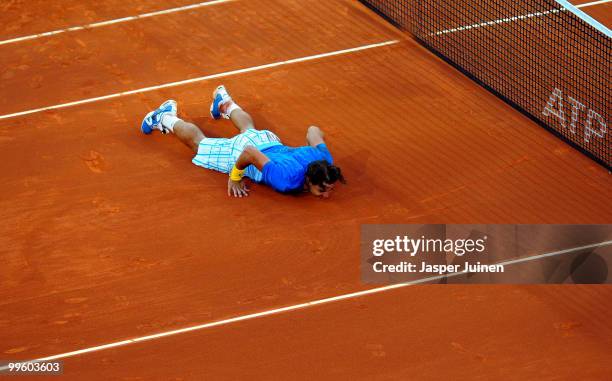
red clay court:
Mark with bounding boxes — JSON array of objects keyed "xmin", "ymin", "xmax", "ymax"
[{"xmin": 1, "ymin": 0, "xmax": 611, "ymax": 379}]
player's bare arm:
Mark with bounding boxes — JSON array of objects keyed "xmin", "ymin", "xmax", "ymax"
[
  {"xmin": 306, "ymin": 125, "xmax": 325, "ymax": 147},
  {"xmin": 228, "ymin": 146, "xmax": 270, "ymax": 198}
]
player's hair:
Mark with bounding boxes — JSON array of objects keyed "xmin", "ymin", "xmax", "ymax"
[{"xmin": 305, "ymin": 160, "xmax": 346, "ymax": 191}]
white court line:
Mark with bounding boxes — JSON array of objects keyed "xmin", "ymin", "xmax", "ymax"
[
  {"xmin": 0, "ymin": 40, "xmax": 399, "ymax": 121},
  {"xmin": 576, "ymin": 0, "xmax": 612, "ymax": 7},
  {"xmin": 432, "ymin": 9, "xmax": 562, "ymax": 36},
  {"xmin": 432, "ymin": 0, "xmax": 612, "ymax": 36},
  {"xmin": 1, "ymin": 240, "xmax": 609, "ymax": 370},
  {"xmin": 0, "ymin": 0, "xmax": 607, "ymax": 47},
  {"xmin": 0, "ymin": 0, "xmax": 234, "ymax": 47}
]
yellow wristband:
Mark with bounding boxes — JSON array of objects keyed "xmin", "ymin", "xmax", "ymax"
[{"xmin": 230, "ymin": 165, "xmax": 245, "ymax": 182}]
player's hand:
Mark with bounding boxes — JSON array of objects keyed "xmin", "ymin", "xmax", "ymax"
[{"xmin": 228, "ymin": 178, "xmax": 250, "ymax": 198}]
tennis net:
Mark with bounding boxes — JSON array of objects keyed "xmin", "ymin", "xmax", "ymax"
[{"xmin": 361, "ymin": 0, "xmax": 610, "ymax": 168}]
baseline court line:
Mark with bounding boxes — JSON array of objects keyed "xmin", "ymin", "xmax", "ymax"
[
  {"xmin": 0, "ymin": 0, "xmax": 606, "ymax": 47},
  {"xmin": 0, "ymin": 0, "xmax": 234, "ymax": 46},
  {"xmin": 0, "ymin": 40, "xmax": 399, "ymax": 121},
  {"xmin": 1, "ymin": 240, "xmax": 609, "ymax": 370}
]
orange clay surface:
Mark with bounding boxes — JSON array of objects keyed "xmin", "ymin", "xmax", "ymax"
[{"xmin": 0, "ymin": 0, "xmax": 611, "ymax": 380}]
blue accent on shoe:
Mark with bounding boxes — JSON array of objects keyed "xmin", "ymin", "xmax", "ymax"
[
  {"xmin": 210, "ymin": 93, "xmax": 224, "ymax": 120},
  {"xmin": 141, "ymin": 110, "xmax": 158, "ymax": 135},
  {"xmin": 141, "ymin": 100, "xmax": 176, "ymax": 134}
]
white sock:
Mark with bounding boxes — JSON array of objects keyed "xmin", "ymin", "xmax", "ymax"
[
  {"xmin": 223, "ymin": 102, "xmax": 242, "ymax": 119},
  {"xmin": 161, "ymin": 115, "xmax": 181, "ymax": 132}
]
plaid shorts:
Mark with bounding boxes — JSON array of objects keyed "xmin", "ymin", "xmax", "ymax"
[{"xmin": 192, "ymin": 129, "xmax": 281, "ymax": 181}]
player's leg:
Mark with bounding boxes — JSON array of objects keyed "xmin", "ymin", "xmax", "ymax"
[
  {"xmin": 210, "ymin": 85, "xmax": 255, "ymax": 133},
  {"xmin": 229, "ymin": 109, "xmax": 255, "ymax": 133},
  {"xmin": 172, "ymin": 120, "xmax": 205, "ymax": 153},
  {"xmin": 141, "ymin": 99, "xmax": 205, "ymax": 153}
]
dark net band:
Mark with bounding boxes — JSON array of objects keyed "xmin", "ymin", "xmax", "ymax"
[{"xmin": 361, "ymin": 0, "xmax": 610, "ymax": 168}]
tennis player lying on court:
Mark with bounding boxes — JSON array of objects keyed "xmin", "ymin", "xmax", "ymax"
[{"xmin": 140, "ymin": 85, "xmax": 344, "ymax": 198}]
